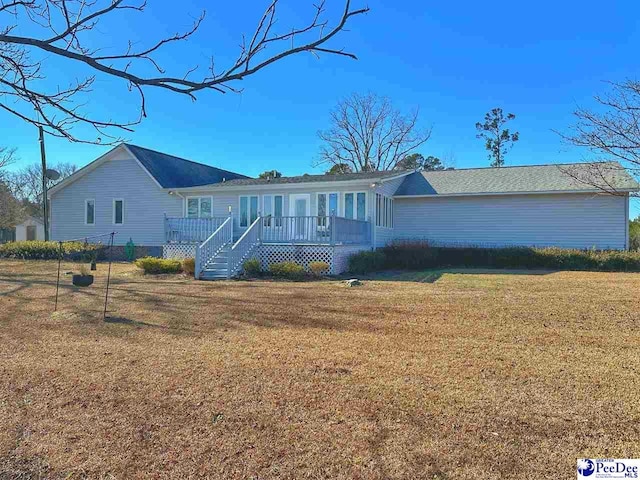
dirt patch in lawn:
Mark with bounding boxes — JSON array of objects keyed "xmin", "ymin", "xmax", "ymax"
[{"xmin": 1, "ymin": 259, "xmax": 639, "ymax": 479}]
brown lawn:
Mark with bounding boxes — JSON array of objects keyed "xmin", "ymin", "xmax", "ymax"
[{"xmin": 1, "ymin": 259, "xmax": 639, "ymax": 479}]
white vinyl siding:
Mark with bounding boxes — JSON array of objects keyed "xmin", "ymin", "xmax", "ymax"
[
  {"xmin": 393, "ymin": 193, "xmax": 628, "ymax": 250},
  {"xmin": 50, "ymin": 156, "xmax": 182, "ymax": 246}
]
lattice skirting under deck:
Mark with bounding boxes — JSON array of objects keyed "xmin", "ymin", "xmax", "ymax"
[
  {"xmin": 165, "ymin": 243, "xmax": 372, "ymax": 275},
  {"xmin": 163, "ymin": 244, "xmax": 196, "ymax": 260},
  {"xmin": 259, "ymin": 244, "xmax": 371, "ymax": 275}
]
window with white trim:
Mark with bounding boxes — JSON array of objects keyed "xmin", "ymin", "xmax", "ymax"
[
  {"xmin": 113, "ymin": 199, "xmax": 124, "ymax": 225},
  {"xmin": 375, "ymin": 193, "xmax": 393, "ymax": 228},
  {"xmin": 263, "ymin": 194, "xmax": 283, "ymax": 227},
  {"xmin": 317, "ymin": 192, "xmax": 338, "ymax": 227},
  {"xmin": 344, "ymin": 192, "xmax": 366, "ymax": 221},
  {"xmin": 85, "ymin": 199, "xmax": 95, "ymax": 225},
  {"xmin": 186, "ymin": 197, "xmax": 212, "ymax": 218},
  {"xmin": 239, "ymin": 195, "xmax": 259, "ymax": 227}
]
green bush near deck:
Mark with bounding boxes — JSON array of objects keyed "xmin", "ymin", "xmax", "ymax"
[
  {"xmin": 182, "ymin": 258, "xmax": 196, "ymax": 275},
  {"xmin": 243, "ymin": 258, "xmax": 262, "ymax": 277},
  {"xmin": 347, "ymin": 250, "xmax": 387, "ymax": 274},
  {"xmin": 268, "ymin": 261, "xmax": 306, "ymax": 280},
  {"xmin": 135, "ymin": 257, "xmax": 182, "ymax": 274},
  {"xmin": 0, "ymin": 241, "xmax": 103, "ymax": 260},
  {"xmin": 308, "ymin": 261, "xmax": 330, "ymax": 276},
  {"xmin": 347, "ymin": 241, "xmax": 640, "ymax": 273}
]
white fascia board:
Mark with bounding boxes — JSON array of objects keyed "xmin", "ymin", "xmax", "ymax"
[
  {"xmin": 172, "ymin": 178, "xmax": 389, "ymax": 193},
  {"xmin": 393, "ymin": 188, "xmax": 639, "ymax": 199}
]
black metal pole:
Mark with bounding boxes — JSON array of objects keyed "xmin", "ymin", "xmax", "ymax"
[
  {"xmin": 54, "ymin": 240, "xmax": 63, "ymax": 311},
  {"xmin": 103, "ymin": 232, "xmax": 115, "ymax": 321},
  {"xmin": 39, "ymin": 126, "xmax": 49, "ymax": 241}
]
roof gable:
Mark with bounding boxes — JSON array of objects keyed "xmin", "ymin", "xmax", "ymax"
[
  {"xmin": 394, "ymin": 162, "xmax": 640, "ymax": 196},
  {"xmin": 48, "ymin": 143, "xmax": 248, "ymax": 196}
]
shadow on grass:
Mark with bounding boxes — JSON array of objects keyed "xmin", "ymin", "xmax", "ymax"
[
  {"xmin": 359, "ymin": 268, "xmax": 558, "ymax": 283},
  {"xmin": 104, "ymin": 316, "xmax": 168, "ymax": 329}
]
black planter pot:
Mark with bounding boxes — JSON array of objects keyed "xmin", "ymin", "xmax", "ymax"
[
  {"xmin": 91, "ymin": 261, "xmax": 97, "ymax": 271},
  {"xmin": 72, "ymin": 274, "xmax": 94, "ymax": 287}
]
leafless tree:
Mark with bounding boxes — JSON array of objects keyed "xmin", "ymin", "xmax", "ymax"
[
  {"xmin": 0, "ymin": 180, "xmax": 22, "ymax": 227},
  {"xmin": 0, "ymin": 146, "xmax": 16, "ymax": 179},
  {"xmin": 7, "ymin": 161, "xmax": 76, "ymax": 215},
  {"xmin": 559, "ymin": 80, "xmax": 640, "ymax": 195},
  {"xmin": 317, "ymin": 93, "xmax": 431, "ymax": 172},
  {"xmin": 0, "ymin": 0, "xmax": 368, "ymax": 144}
]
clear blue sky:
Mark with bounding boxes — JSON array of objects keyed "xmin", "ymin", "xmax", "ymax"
[{"xmin": 3, "ymin": 0, "xmax": 639, "ymax": 216}]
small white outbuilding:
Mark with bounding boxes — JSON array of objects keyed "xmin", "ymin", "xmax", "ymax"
[{"xmin": 15, "ymin": 216, "xmax": 45, "ymax": 241}]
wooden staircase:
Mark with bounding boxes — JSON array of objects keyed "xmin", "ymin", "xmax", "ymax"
[
  {"xmin": 196, "ymin": 215, "xmax": 262, "ymax": 281},
  {"xmin": 200, "ymin": 245, "xmax": 231, "ymax": 280}
]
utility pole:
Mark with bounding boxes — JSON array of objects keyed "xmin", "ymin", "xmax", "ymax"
[{"xmin": 39, "ymin": 126, "xmax": 49, "ymax": 241}]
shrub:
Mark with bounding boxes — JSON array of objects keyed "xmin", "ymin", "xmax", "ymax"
[
  {"xmin": 345, "ymin": 241, "xmax": 640, "ymax": 274},
  {"xmin": 182, "ymin": 258, "xmax": 196, "ymax": 275},
  {"xmin": 135, "ymin": 257, "xmax": 182, "ymax": 274},
  {"xmin": 347, "ymin": 250, "xmax": 387, "ymax": 274},
  {"xmin": 630, "ymin": 218, "xmax": 640, "ymax": 251},
  {"xmin": 372, "ymin": 241, "xmax": 640, "ymax": 273},
  {"xmin": 243, "ymin": 258, "xmax": 262, "ymax": 277},
  {"xmin": 308, "ymin": 261, "xmax": 330, "ymax": 276},
  {"xmin": 269, "ymin": 261, "xmax": 306, "ymax": 280},
  {"xmin": 0, "ymin": 241, "xmax": 103, "ymax": 260}
]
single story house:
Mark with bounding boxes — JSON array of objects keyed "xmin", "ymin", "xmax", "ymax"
[
  {"xmin": 15, "ymin": 216, "xmax": 45, "ymax": 241},
  {"xmin": 48, "ymin": 143, "xmax": 639, "ymax": 279}
]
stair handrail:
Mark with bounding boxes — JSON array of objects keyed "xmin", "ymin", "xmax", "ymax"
[
  {"xmin": 228, "ymin": 216, "xmax": 262, "ymax": 278},
  {"xmin": 195, "ymin": 215, "xmax": 232, "ymax": 279}
]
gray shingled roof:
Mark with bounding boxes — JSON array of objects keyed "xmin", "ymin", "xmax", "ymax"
[
  {"xmin": 394, "ymin": 162, "xmax": 639, "ymax": 196},
  {"xmin": 201, "ymin": 170, "xmax": 404, "ymax": 188},
  {"xmin": 125, "ymin": 144, "xmax": 248, "ymax": 188}
]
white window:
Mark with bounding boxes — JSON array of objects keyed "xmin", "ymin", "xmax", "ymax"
[
  {"xmin": 85, "ymin": 199, "xmax": 95, "ymax": 225},
  {"xmin": 263, "ymin": 195, "xmax": 283, "ymax": 227},
  {"xmin": 344, "ymin": 192, "xmax": 366, "ymax": 221},
  {"xmin": 186, "ymin": 197, "xmax": 213, "ymax": 218},
  {"xmin": 317, "ymin": 192, "xmax": 338, "ymax": 227},
  {"xmin": 239, "ymin": 195, "xmax": 259, "ymax": 227},
  {"xmin": 375, "ymin": 193, "xmax": 394, "ymax": 228},
  {"xmin": 113, "ymin": 199, "xmax": 124, "ymax": 225}
]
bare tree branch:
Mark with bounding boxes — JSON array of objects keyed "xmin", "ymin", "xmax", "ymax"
[
  {"xmin": 0, "ymin": 0, "xmax": 369, "ymax": 144},
  {"xmin": 557, "ymin": 80, "xmax": 640, "ymax": 196},
  {"xmin": 316, "ymin": 92, "xmax": 432, "ymax": 172}
]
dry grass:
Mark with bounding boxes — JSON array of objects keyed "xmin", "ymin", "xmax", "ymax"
[{"xmin": 1, "ymin": 260, "xmax": 639, "ymax": 479}]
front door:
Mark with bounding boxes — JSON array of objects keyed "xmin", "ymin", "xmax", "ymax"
[{"xmin": 289, "ymin": 194, "xmax": 310, "ymax": 239}]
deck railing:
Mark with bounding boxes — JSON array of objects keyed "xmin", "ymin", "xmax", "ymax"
[
  {"xmin": 261, "ymin": 215, "xmax": 370, "ymax": 245},
  {"xmin": 165, "ymin": 216, "xmax": 228, "ymax": 244},
  {"xmin": 195, "ymin": 216, "xmax": 233, "ymax": 278},
  {"xmin": 167, "ymin": 214, "xmax": 372, "ymax": 246},
  {"xmin": 228, "ymin": 216, "xmax": 262, "ymax": 278}
]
